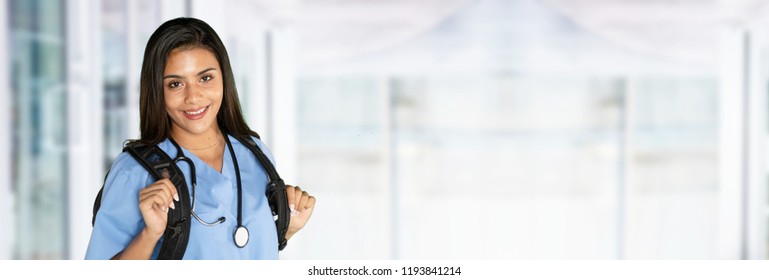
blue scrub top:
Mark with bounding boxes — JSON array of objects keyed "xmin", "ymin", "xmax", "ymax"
[{"xmin": 85, "ymin": 135, "xmax": 279, "ymax": 259}]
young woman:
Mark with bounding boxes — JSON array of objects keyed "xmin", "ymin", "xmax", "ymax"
[{"xmin": 86, "ymin": 17, "xmax": 315, "ymax": 259}]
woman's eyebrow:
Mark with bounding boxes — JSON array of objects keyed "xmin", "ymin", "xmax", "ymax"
[
  {"xmin": 196, "ymin": 67, "xmax": 217, "ymax": 76},
  {"xmin": 163, "ymin": 67, "xmax": 217, "ymax": 79}
]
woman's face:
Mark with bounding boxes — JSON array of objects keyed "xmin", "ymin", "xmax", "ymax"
[{"xmin": 163, "ymin": 47, "xmax": 223, "ymax": 138}]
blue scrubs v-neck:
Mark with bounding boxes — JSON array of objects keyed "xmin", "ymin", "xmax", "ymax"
[{"xmin": 85, "ymin": 135, "xmax": 279, "ymax": 259}]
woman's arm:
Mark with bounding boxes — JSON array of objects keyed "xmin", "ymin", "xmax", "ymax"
[
  {"xmin": 113, "ymin": 178, "xmax": 178, "ymax": 260},
  {"xmin": 111, "ymin": 227, "xmax": 164, "ymax": 259}
]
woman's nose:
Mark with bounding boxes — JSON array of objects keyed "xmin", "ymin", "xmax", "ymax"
[{"xmin": 184, "ymin": 85, "xmax": 204, "ymax": 104}]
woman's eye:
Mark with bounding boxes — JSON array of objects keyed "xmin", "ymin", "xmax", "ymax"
[
  {"xmin": 168, "ymin": 81, "xmax": 182, "ymax": 89},
  {"xmin": 201, "ymin": 75, "xmax": 213, "ymax": 82}
]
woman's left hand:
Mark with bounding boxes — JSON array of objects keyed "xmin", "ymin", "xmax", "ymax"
[{"xmin": 284, "ymin": 185, "xmax": 316, "ymax": 240}]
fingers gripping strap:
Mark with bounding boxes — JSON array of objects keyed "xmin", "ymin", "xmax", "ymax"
[
  {"xmin": 124, "ymin": 144, "xmax": 192, "ymax": 260},
  {"xmin": 233, "ymin": 135, "xmax": 291, "ymax": 250}
]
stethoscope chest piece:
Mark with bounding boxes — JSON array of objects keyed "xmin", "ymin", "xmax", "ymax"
[{"xmin": 234, "ymin": 226, "xmax": 249, "ymax": 248}]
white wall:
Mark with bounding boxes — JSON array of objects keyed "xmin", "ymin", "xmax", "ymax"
[{"xmin": 66, "ymin": 0, "xmax": 104, "ymax": 260}]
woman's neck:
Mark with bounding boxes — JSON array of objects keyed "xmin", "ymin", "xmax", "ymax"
[
  {"xmin": 170, "ymin": 127, "xmax": 226, "ymax": 172},
  {"xmin": 170, "ymin": 127, "xmax": 224, "ymax": 151}
]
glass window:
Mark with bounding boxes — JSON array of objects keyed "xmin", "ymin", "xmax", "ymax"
[
  {"xmin": 390, "ymin": 75, "xmax": 622, "ymax": 258},
  {"xmin": 626, "ymin": 77, "xmax": 718, "ymax": 258},
  {"xmin": 295, "ymin": 77, "xmax": 389, "ymax": 258},
  {"xmin": 10, "ymin": 0, "xmax": 67, "ymax": 259},
  {"xmin": 292, "ymin": 0, "xmax": 720, "ymax": 259}
]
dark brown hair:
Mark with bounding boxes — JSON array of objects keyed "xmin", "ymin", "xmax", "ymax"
[{"xmin": 135, "ymin": 17, "xmax": 258, "ymax": 145}]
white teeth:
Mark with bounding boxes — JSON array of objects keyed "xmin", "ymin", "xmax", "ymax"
[{"xmin": 185, "ymin": 106, "xmax": 207, "ymax": 115}]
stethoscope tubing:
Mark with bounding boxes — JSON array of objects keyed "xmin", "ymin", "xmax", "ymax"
[
  {"xmin": 169, "ymin": 135, "xmax": 249, "ymax": 248},
  {"xmin": 170, "ymin": 137, "xmax": 241, "ymax": 227}
]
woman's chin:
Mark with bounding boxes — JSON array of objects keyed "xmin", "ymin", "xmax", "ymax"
[{"xmin": 172, "ymin": 120, "xmax": 218, "ymax": 136}]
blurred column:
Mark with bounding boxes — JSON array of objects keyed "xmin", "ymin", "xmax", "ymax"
[
  {"xmin": 236, "ymin": 30, "xmax": 269, "ymax": 139},
  {"xmin": 66, "ymin": 0, "xmax": 103, "ymax": 260},
  {"xmin": 383, "ymin": 78, "xmax": 397, "ymax": 259},
  {"xmin": 746, "ymin": 11, "xmax": 769, "ymax": 260},
  {"xmin": 746, "ymin": 34, "xmax": 768, "ymax": 260},
  {"xmin": 617, "ymin": 78, "xmax": 631, "ymax": 260},
  {"xmin": 265, "ymin": 27, "xmax": 297, "ymax": 181},
  {"xmin": 125, "ymin": 0, "xmax": 140, "ymax": 140},
  {"xmin": 246, "ymin": 32, "xmax": 269, "ymax": 137},
  {"xmin": 718, "ymin": 26, "xmax": 748, "ymax": 259},
  {"xmin": 0, "ymin": 0, "xmax": 12, "ymax": 260}
]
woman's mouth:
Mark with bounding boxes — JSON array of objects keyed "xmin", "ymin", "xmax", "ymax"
[{"xmin": 183, "ymin": 105, "xmax": 209, "ymax": 120}]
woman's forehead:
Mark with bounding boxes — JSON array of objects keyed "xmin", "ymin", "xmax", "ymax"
[{"xmin": 164, "ymin": 47, "xmax": 219, "ymax": 74}]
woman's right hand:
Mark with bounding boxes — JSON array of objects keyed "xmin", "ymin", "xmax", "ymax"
[
  {"xmin": 137, "ymin": 176, "xmax": 179, "ymax": 241},
  {"xmin": 111, "ymin": 174, "xmax": 179, "ymax": 260}
]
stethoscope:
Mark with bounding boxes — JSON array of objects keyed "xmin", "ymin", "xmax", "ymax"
[{"xmin": 169, "ymin": 135, "xmax": 250, "ymax": 248}]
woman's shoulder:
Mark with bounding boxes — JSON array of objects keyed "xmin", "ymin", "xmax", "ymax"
[
  {"xmin": 104, "ymin": 139, "xmax": 176, "ymax": 188},
  {"xmin": 98, "ymin": 151, "xmax": 149, "ymax": 209},
  {"xmin": 109, "ymin": 139, "xmax": 175, "ymax": 173},
  {"xmin": 108, "ymin": 150, "xmax": 147, "ymax": 176}
]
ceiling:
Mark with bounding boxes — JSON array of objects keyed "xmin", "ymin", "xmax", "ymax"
[{"xmin": 232, "ymin": 0, "xmax": 769, "ymax": 73}]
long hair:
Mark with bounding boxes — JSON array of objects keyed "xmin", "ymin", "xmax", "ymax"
[{"xmin": 135, "ymin": 17, "xmax": 258, "ymax": 145}]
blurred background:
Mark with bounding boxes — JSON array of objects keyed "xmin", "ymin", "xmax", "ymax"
[{"xmin": 1, "ymin": 0, "xmax": 769, "ymax": 260}]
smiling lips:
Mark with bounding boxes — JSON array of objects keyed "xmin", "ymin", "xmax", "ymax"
[{"xmin": 183, "ymin": 105, "xmax": 209, "ymax": 120}]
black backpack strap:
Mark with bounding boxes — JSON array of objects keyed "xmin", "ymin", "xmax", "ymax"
[
  {"xmin": 123, "ymin": 142, "xmax": 192, "ymax": 259},
  {"xmin": 91, "ymin": 142, "xmax": 192, "ymax": 259},
  {"xmin": 232, "ymin": 135, "xmax": 291, "ymax": 251},
  {"xmin": 92, "ymin": 172, "xmax": 109, "ymax": 226}
]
